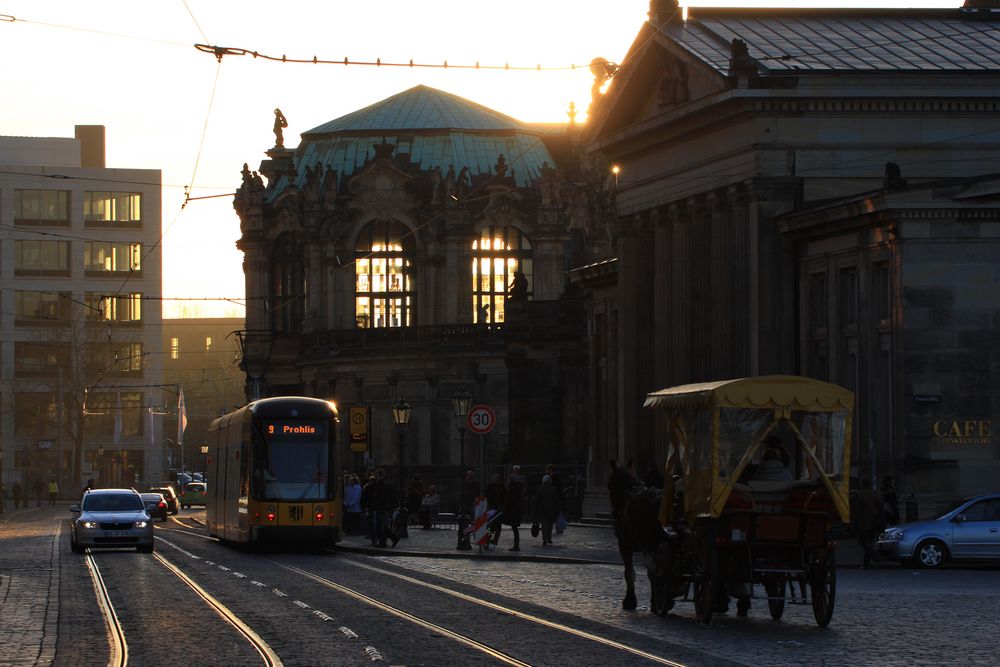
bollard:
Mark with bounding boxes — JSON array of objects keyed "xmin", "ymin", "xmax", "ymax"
[{"xmin": 905, "ymin": 494, "xmax": 918, "ymax": 523}]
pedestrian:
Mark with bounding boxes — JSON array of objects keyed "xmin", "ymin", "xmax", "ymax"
[
  {"xmin": 372, "ymin": 468, "xmax": 399, "ymax": 548},
  {"xmin": 881, "ymin": 475, "xmax": 900, "ymax": 525},
  {"xmin": 343, "ymin": 475, "xmax": 363, "ymax": 535},
  {"xmin": 33, "ymin": 479, "xmax": 44, "ymax": 507},
  {"xmin": 361, "ymin": 473, "xmax": 377, "ymax": 543},
  {"xmin": 504, "ymin": 467, "xmax": 525, "ymax": 551},
  {"xmin": 533, "ymin": 474, "xmax": 561, "ymax": 546},
  {"xmin": 12, "ymin": 481, "xmax": 24, "ymax": 509},
  {"xmin": 406, "ymin": 474, "xmax": 425, "ymax": 523},
  {"xmin": 418, "ymin": 485, "xmax": 441, "ymax": 529},
  {"xmin": 460, "ymin": 469, "xmax": 480, "ymax": 519},
  {"xmin": 47, "ymin": 479, "xmax": 59, "ymax": 506},
  {"xmin": 853, "ymin": 478, "xmax": 885, "ymax": 569},
  {"xmin": 643, "ymin": 462, "xmax": 665, "ymax": 490},
  {"xmin": 485, "ymin": 473, "xmax": 506, "ymax": 548},
  {"xmin": 545, "ymin": 464, "xmax": 566, "ymax": 533}
]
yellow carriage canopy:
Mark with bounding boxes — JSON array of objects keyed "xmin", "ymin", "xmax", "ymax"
[{"xmin": 646, "ymin": 376, "xmax": 854, "ymax": 523}]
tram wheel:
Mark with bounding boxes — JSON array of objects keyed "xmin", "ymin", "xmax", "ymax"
[
  {"xmin": 765, "ymin": 580, "xmax": 786, "ymax": 620},
  {"xmin": 811, "ymin": 552, "xmax": 836, "ymax": 627}
]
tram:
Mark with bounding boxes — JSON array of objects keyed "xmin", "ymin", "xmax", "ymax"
[{"xmin": 205, "ymin": 396, "xmax": 342, "ymax": 545}]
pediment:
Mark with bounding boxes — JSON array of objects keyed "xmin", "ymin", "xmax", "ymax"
[
  {"xmin": 347, "ymin": 154, "xmax": 417, "ymax": 210},
  {"xmin": 585, "ymin": 28, "xmax": 726, "ymax": 142}
]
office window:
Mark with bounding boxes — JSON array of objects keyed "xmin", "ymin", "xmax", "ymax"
[
  {"xmin": 84, "ymin": 241, "xmax": 141, "ymax": 273},
  {"xmin": 354, "ymin": 220, "xmax": 415, "ymax": 328},
  {"xmin": 471, "ymin": 225, "xmax": 532, "ymax": 324},
  {"xmin": 14, "ymin": 190, "xmax": 69, "ymax": 224},
  {"xmin": 14, "ymin": 240, "xmax": 70, "ymax": 275},
  {"xmin": 14, "ymin": 342, "xmax": 70, "ymax": 377},
  {"xmin": 84, "ymin": 192, "xmax": 142, "ymax": 225},
  {"xmin": 14, "ymin": 291, "xmax": 71, "ymax": 324},
  {"xmin": 14, "ymin": 393, "xmax": 60, "ymax": 437},
  {"xmin": 85, "ymin": 391, "xmax": 143, "ymax": 437},
  {"xmin": 85, "ymin": 292, "xmax": 142, "ymax": 323},
  {"xmin": 170, "ymin": 337, "xmax": 180, "ymax": 359},
  {"xmin": 87, "ymin": 342, "xmax": 144, "ymax": 375}
]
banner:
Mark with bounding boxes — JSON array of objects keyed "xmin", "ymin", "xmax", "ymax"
[{"xmin": 177, "ymin": 386, "xmax": 188, "ymax": 446}]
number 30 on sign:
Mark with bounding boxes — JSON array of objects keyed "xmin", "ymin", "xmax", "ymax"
[{"xmin": 467, "ymin": 405, "xmax": 496, "ymax": 435}]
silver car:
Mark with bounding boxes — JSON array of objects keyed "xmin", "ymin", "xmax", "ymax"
[
  {"xmin": 70, "ymin": 489, "xmax": 155, "ymax": 554},
  {"xmin": 877, "ymin": 493, "xmax": 1000, "ymax": 568}
]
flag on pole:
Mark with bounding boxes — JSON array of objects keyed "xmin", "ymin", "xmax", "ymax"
[
  {"xmin": 113, "ymin": 391, "xmax": 122, "ymax": 445},
  {"xmin": 177, "ymin": 386, "xmax": 188, "ymax": 446}
]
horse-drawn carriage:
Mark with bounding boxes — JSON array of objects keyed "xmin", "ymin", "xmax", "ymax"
[{"xmin": 611, "ymin": 375, "xmax": 853, "ymax": 626}]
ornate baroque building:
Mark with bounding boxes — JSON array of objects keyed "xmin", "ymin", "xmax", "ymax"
[
  {"xmin": 233, "ymin": 86, "xmax": 612, "ymax": 489},
  {"xmin": 578, "ymin": 0, "xmax": 1000, "ymax": 511}
]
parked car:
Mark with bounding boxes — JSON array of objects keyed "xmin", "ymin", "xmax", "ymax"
[
  {"xmin": 69, "ymin": 488, "xmax": 154, "ymax": 554},
  {"xmin": 877, "ymin": 493, "xmax": 1000, "ymax": 568},
  {"xmin": 179, "ymin": 482, "xmax": 207, "ymax": 509},
  {"xmin": 140, "ymin": 493, "xmax": 169, "ymax": 522},
  {"xmin": 148, "ymin": 486, "xmax": 180, "ymax": 514}
]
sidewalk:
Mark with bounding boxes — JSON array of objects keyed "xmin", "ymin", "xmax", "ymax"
[{"xmin": 336, "ymin": 520, "xmax": 866, "ymax": 568}]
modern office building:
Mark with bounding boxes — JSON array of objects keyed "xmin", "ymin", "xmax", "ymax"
[{"xmin": 0, "ymin": 126, "xmax": 163, "ymax": 492}]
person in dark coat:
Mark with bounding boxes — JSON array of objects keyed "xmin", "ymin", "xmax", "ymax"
[
  {"xmin": 853, "ymin": 478, "xmax": 885, "ymax": 569},
  {"xmin": 881, "ymin": 475, "xmax": 900, "ymax": 525},
  {"xmin": 504, "ymin": 467, "xmax": 525, "ymax": 551},
  {"xmin": 360, "ymin": 473, "xmax": 377, "ymax": 544},
  {"xmin": 12, "ymin": 481, "xmax": 24, "ymax": 509},
  {"xmin": 372, "ymin": 469, "xmax": 399, "ymax": 548},
  {"xmin": 643, "ymin": 462, "xmax": 665, "ymax": 490},
  {"xmin": 32, "ymin": 479, "xmax": 44, "ymax": 507},
  {"xmin": 485, "ymin": 473, "xmax": 507, "ymax": 547},
  {"xmin": 460, "ymin": 470, "xmax": 480, "ymax": 518},
  {"xmin": 533, "ymin": 475, "xmax": 561, "ymax": 545}
]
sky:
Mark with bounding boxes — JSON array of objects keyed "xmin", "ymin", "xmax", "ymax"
[{"xmin": 0, "ymin": 1, "xmax": 963, "ymax": 318}]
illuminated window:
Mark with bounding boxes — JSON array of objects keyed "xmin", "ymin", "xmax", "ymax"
[
  {"xmin": 85, "ymin": 392, "xmax": 144, "ymax": 438},
  {"xmin": 83, "ymin": 241, "xmax": 141, "ymax": 273},
  {"xmin": 354, "ymin": 220, "xmax": 415, "ymax": 328},
  {"xmin": 170, "ymin": 337, "xmax": 180, "ymax": 359},
  {"xmin": 85, "ymin": 292, "xmax": 143, "ymax": 323},
  {"xmin": 14, "ymin": 189, "xmax": 69, "ymax": 225},
  {"xmin": 84, "ymin": 192, "xmax": 142, "ymax": 225},
  {"xmin": 205, "ymin": 336, "xmax": 213, "ymax": 351},
  {"xmin": 472, "ymin": 226, "xmax": 532, "ymax": 323},
  {"xmin": 14, "ymin": 240, "xmax": 70, "ymax": 274},
  {"xmin": 86, "ymin": 342, "xmax": 144, "ymax": 375},
  {"xmin": 271, "ymin": 235, "xmax": 305, "ymax": 333}
]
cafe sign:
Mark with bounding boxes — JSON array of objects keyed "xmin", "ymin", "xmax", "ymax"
[{"xmin": 932, "ymin": 419, "xmax": 991, "ymax": 445}]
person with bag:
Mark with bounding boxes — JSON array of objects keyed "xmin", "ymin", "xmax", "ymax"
[
  {"xmin": 533, "ymin": 474, "xmax": 561, "ymax": 546},
  {"xmin": 545, "ymin": 464, "xmax": 567, "ymax": 534},
  {"xmin": 504, "ymin": 467, "xmax": 525, "ymax": 551}
]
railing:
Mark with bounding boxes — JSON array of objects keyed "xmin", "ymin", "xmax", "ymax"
[{"xmin": 301, "ymin": 323, "xmax": 505, "ymax": 351}]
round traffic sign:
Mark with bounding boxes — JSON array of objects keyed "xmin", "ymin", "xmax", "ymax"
[{"xmin": 466, "ymin": 404, "xmax": 496, "ymax": 435}]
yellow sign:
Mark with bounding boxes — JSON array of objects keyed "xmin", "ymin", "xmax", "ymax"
[
  {"xmin": 349, "ymin": 407, "xmax": 369, "ymax": 453},
  {"xmin": 932, "ymin": 419, "xmax": 991, "ymax": 444}
]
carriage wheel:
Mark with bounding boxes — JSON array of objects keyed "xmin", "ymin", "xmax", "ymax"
[
  {"xmin": 811, "ymin": 551, "xmax": 837, "ymax": 627},
  {"xmin": 765, "ymin": 580, "xmax": 786, "ymax": 621},
  {"xmin": 651, "ymin": 542, "xmax": 674, "ymax": 616},
  {"xmin": 693, "ymin": 538, "xmax": 718, "ymax": 624}
]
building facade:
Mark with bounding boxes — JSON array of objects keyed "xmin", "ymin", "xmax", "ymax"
[
  {"xmin": 578, "ymin": 0, "xmax": 1000, "ymax": 510},
  {"xmin": 0, "ymin": 126, "xmax": 163, "ymax": 492},
  {"xmin": 162, "ymin": 317, "xmax": 245, "ymax": 474},
  {"xmin": 234, "ymin": 86, "xmax": 610, "ymax": 493}
]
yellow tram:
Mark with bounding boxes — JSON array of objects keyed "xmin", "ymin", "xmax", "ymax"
[{"xmin": 205, "ymin": 396, "xmax": 342, "ymax": 545}]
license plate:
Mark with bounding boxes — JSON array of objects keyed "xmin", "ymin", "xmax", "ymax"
[{"xmin": 106, "ymin": 531, "xmax": 129, "ymax": 538}]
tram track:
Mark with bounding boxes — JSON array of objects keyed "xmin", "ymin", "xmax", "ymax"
[{"xmin": 83, "ymin": 553, "xmax": 127, "ymax": 667}]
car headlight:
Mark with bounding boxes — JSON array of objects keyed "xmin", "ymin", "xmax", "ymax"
[
  {"xmin": 135, "ymin": 521, "xmax": 150, "ymax": 529},
  {"xmin": 881, "ymin": 527, "xmax": 905, "ymax": 541},
  {"xmin": 82, "ymin": 521, "xmax": 98, "ymax": 529}
]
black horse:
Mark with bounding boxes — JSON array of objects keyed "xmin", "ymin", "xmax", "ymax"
[{"xmin": 607, "ymin": 461, "xmax": 671, "ymax": 613}]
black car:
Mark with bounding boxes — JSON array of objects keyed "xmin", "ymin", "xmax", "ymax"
[
  {"xmin": 148, "ymin": 486, "xmax": 180, "ymax": 515},
  {"xmin": 140, "ymin": 493, "xmax": 169, "ymax": 522}
]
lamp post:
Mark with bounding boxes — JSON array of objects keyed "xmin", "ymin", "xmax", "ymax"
[
  {"xmin": 451, "ymin": 387, "xmax": 472, "ymax": 550},
  {"xmin": 200, "ymin": 445, "xmax": 209, "ymax": 478},
  {"xmin": 391, "ymin": 398, "xmax": 411, "ymax": 539}
]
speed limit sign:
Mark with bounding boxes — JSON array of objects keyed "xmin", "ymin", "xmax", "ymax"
[{"xmin": 467, "ymin": 404, "xmax": 496, "ymax": 435}]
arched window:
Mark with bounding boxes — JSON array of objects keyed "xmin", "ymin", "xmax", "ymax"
[
  {"xmin": 271, "ymin": 234, "xmax": 305, "ymax": 333},
  {"xmin": 472, "ymin": 225, "xmax": 532, "ymax": 324},
  {"xmin": 355, "ymin": 219, "xmax": 415, "ymax": 328}
]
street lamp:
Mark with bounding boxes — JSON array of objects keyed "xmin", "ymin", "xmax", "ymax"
[
  {"xmin": 392, "ymin": 398, "xmax": 411, "ymax": 539},
  {"xmin": 451, "ymin": 387, "xmax": 472, "ymax": 550}
]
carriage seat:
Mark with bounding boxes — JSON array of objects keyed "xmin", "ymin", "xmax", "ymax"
[{"xmin": 747, "ymin": 480, "xmax": 822, "ymax": 513}]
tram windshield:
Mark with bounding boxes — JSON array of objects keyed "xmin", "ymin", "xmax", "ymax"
[{"xmin": 252, "ymin": 419, "xmax": 331, "ymax": 501}]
